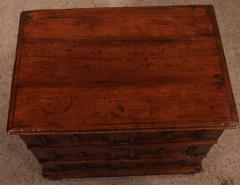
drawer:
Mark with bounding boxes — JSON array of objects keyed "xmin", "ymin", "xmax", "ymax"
[
  {"xmin": 43, "ymin": 165, "xmax": 201, "ymax": 179},
  {"xmin": 42, "ymin": 156, "xmax": 203, "ymax": 172},
  {"xmin": 21, "ymin": 129, "xmax": 223, "ymax": 147},
  {"xmin": 30, "ymin": 140, "xmax": 215, "ymax": 161},
  {"xmin": 42, "ymin": 156, "xmax": 203, "ymax": 179}
]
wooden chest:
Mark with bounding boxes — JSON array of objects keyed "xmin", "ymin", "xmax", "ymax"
[{"xmin": 7, "ymin": 5, "xmax": 239, "ymax": 179}]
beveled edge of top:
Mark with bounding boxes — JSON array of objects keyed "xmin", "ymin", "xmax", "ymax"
[{"xmin": 7, "ymin": 5, "xmax": 239, "ymax": 135}]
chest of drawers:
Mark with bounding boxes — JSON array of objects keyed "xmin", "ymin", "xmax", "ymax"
[{"xmin": 7, "ymin": 5, "xmax": 238, "ymax": 179}]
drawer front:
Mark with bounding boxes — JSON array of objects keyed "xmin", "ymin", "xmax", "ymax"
[
  {"xmin": 30, "ymin": 141, "xmax": 215, "ymax": 161},
  {"xmin": 43, "ymin": 165, "xmax": 201, "ymax": 179},
  {"xmin": 42, "ymin": 156, "xmax": 203, "ymax": 172},
  {"xmin": 21, "ymin": 129, "xmax": 223, "ymax": 147}
]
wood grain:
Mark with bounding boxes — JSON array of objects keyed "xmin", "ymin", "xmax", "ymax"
[
  {"xmin": 8, "ymin": 5, "xmax": 238, "ymax": 134},
  {"xmin": 7, "ymin": 6, "xmax": 239, "ymax": 178}
]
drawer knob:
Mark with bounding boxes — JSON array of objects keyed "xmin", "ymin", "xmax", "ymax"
[
  {"xmin": 55, "ymin": 164, "xmax": 64, "ymax": 171},
  {"xmin": 128, "ymin": 163, "xmax": 137, "ymax": 168},
  {"xmin": 180, "ymin": 160, "xmax": 188, "ymax": 166},
  {"xmin": 154, "ymin": 162, "xmax": 164, "ymax": 167},
  {"xmin": 105, "ymin": 135, "xmax": 136, "ymax": 144},
  {"xmin": 48, "ymin": 150, "xmax": 58, "ymax": 160},
  {"xmin": 156, "ymin": 147, "xmax": 165, "ymax": 154},
  {"xmin": 79, "ymin": 152, "xmax": 86, "ymax": 156},
  {"xmin": 71, "ymin": 135, "xmax": 81, "ymax": 142},
  {"xmin": 187, "ymin": 146, "xmax": 197, "ymax": 156},
  {"xmin": 193, "ymin": 131, "xmax": 205, "ymax": 140},
  {"xmin": 39, "ymin": 136, "xmax": 50, "ymax": 145},
  {"xmin": 105, "ymin": 135, "xmax": 114, "ymax": 144},
  {"xmin": 128, "ymin": 134, "xmax": 136, "ymax": 144},
  {"xmin": 128, "ymin": 150, "xmax": 137, "ymax": 159},
  {"xmin": 110, "ymin": 151, "xmax": 116, "ymax": 159},
  {"xmin": 161, "ymin": 132, "xmax": 171, "ymax": 140},
  {"xmin": 79, "ymin": 164, "xmax": 88, "ymax": 170},
  {"xmin": 109, "ymin": 163, "xmax": 118, "ymax": 169}
]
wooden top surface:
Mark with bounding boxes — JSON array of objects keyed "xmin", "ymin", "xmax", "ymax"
[{"xmin": 8, "ymin": 5, "xmax": 239, "ymax": 134}]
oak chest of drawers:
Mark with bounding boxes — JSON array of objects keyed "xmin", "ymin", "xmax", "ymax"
[{"xmin": 7, "ymin": 5, "xmax": 239, "ymax": 179}]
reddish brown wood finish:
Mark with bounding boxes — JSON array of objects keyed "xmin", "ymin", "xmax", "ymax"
[
  {"xmin": 7, "ymin": 5, "xmax": 238, "ymax": 179},
  {"xmin": 7, "ymin": 5, "xmax": 238, "ymax": 134},
  {"xmin": 43, "ymin": 165, "xmax": 202, "ymax": 179},
  {"xmin": 20, "ymin": 129, "xmax": 222, "ymax": 147},
  {"xmin": 41, "ymin": 157, "xmax": 203, "ymax": 179},
  {"xmin": 29, "ymin": 140, "xmax": 215, "ymax": 161}
]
